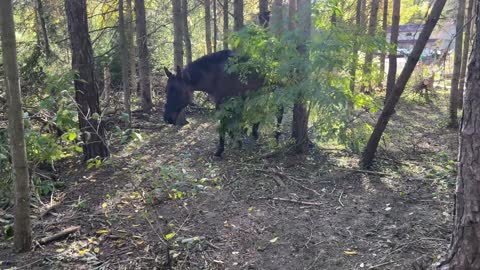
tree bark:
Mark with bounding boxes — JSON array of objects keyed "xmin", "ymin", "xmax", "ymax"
[
  {"xmin": 271, "ymin": 0, "xmax": 284, "ymax": 35},
  {"xmin": 291, "ymin": 0, "xmax": 310, "ymax": 154},
  {"xmin": 119, "ymin": 0, "xmax": 131, "ymax": 124},
  {"xmin": 385, "ymin": 0, "xmax": 401, "ymax": 101},
  {"xmin": 213, "ymin": 0, "xmax": 218, "ymax": 52},
  {"xmin": 233, "ymin": 0, "xmax": 244, "ymax": 31},
  {"xmin": 437, "ymin": 3, "xmax": 480, "ymax": 268},
  {"xmin": 126, "ymin": 0, "xmax": 136, "ymax": 97},
  {"xmin": 222, "ymin": 0, "xmax": 228, "ymax": 49},
  {"xmin": 360, "ymin": 0, "xmax": 447, "ymax": 168},
  {"xmin": 449, "ymin": 0, "xmax": 465, "ymax": 128},
  {"xmin": 135, "ymin": 0, "xmax": 153, "ymax": 113},
  {"xmin": 288, "ymin": 0, "xmax": 297, "ymax": 31},
  {"xmin": 349, "ymin": 0, "xmax": 364, "ymax": 95},
  {"xmin": 65, "ymin": 0, "xmax": 110, "ymax": 160},
  {"xmin": 205, "ymin": 0, "xmax": 212, "ymax": 54},
  {"xmin": 182, "ymin": 0, "xmax": 192, "ymax": 64},
  {"xmin": 1, "ymin": 0, "xmax": 32, "ymax": 253},
  {"xmin": 458, "ymin": 0, "xmax": 473, "ymax": 109},
  {"xmin": 35, "ymin": 0, "xmax": 51, "ymax": 59},
  {"xmin": 359, "ymin": 0, "xmax": 380, "ymax": 93},
  {"xmin": 259, "ymin": 0, "xmax": 269, "ymax": 27},
  {"xmin": 172, "ymin": 0, "xmax": 184, "ymax": 68},
  {"xmin": 379, "ymin": 0, "xmax": 388, "ymax": 85}
]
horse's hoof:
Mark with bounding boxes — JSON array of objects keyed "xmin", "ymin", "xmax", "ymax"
[{"xmin": 214, "ymin": 149, "xmax": 224, "ymax": 158}]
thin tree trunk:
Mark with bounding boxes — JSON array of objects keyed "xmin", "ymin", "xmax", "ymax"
[
  {"xmin": 65, "ymin": 0, "xmax": 109, "ymax": 160},
  {"xmin": 349, "ymin": 0, "xmax": 364, "ymax": 95},
  {"xmin": 291, "ymin": 0, "xmax": 310, "ymax": 154},
  {"xmin": 119, "ymin": 0, "xmax": 131, "ymax": 125},
  {"xmin": 360, "ymin": 0, "xmax": 447, "ymax": 168},
  {"xmin": 1, "ymin": 0, "xmax": 32, "ymax": 253},
  {"xmin": 233, "ymin": 0, "xmax": 244, "ymax": 31},
  {"xmin": 259, "ymin": 0, "xmax": 269, "ymax": 27},
  {"xmin": 359, "ymin": 0, "xmax": 380, "ymax": 93},
  {"xmin": 213, "ymin": 0, "xmax": 218, "ymax": 52},
  {"xmin": 458, "ymin": 0, "xmax": 473, "ymax": 109},
  {"xmin": 205, "ymin": 0, "xmax": 212, "ymax": 54},
  {"xmin": 135, "ymin": 0, "xmax": 153, "ymax": 112},
  {"xmin": 449, "ymin": 0, "xmax": 465, "ymax": 128},
  {"xmin": 223, "ymin": 0, "xmax": 228, "ymax": 49},
  {"xmin": 101, "ymin": 66, "xmax": 111, "ymax": 108},
  {"xmin": 126, "ymin": 0, "xmax": 136, "ymax": 97},
  {"xmin": 437, "ymin": 3, "xmax": 480, "ymax": 268},
  {"xmin": 379, "ymin": 0, "xmax": 388, "ymax": 85},
  {"xmin": 172, "ymin": 0, "xmax": 184, "ymax": 68},
  {"xmin": 271, "ymin": 0, "xmax": 284, "ymax": 35},
  {"xmin": 182, "ymin": 0, "xmax": 192, "ymax": 64},
  {"xmin": 385, "ymin": 0, "xmax": 401, "ymax": 101},
  {"xmin": 288, "ymin": 0, "xmax": 297, "ymax": 31},
  {"xmin": 35, "ymin": 0, "xmax": 51, "ymax": 59}
]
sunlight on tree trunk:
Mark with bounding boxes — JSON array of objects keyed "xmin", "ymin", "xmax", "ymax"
[
  {"xmin": 135, "ymin": 0, "xmax": 153, "ymax": 113},
  {"xmin": 233, "ymin": 0, "xmax": 244, "ymax": 31},
  {"xmin": 35, "ymin": 0, "xmax": 51, "ymax": 59},
  {"xmin": 172, "ymin": 0, "xmax": 184, "ymax": 68},
  {"xmin": 182, "ymin": 0, "xmax": 192, "ymax": 64},
  {"xmin": 65, "ymin": 0, "xmax": 109, "ymax": 160},
  {"xmin": 458, "ymin": 0, "xmax": 473, "ymax": 109},
  {"xmin": 379, "ymin": 0, "xmax": 388, "ymax": 86},
  {"xmin": 349, "ymin": 0, "xmax": 364, "ymax": 96},
  {"xmin": 119, "ymin": 0, "xmax": 131, "ymax": 125},
  {"xmin": 359, "ymin": 0, "xmax": 380, "ymax": 93},
  {"xmin": 386, "ymin": 0, "xmax": 401, "ymax": 102},
  {"xmin": 448, "ymin": 0, "xmax": 465, "ymax": 128},
  {"xmin": 223, "ymin": 0, "xmax": 229, "ymax": 49},
  {"xmin": 126, "ymin": 0, "xmax": 136, "ymax": 97},
  {"xmin": 205, "ymin": 0, "xmax": 212, "ymax": 54},
  {"xmin": 437, "ymin": 3, "xmax": 480, "ymax": 268},
  {"xmin": 361, "ymin": 0, "xmax": 447, "ymax": 168},
  {"xmin": 1, "ymin": 0, "xmax": 32, "ymax": 253}
]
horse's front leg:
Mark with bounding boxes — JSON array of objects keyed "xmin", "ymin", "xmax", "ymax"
[
  {"xmin": 214, "ymin": 128, "xmax": 225, "ymax": 157},
  {"xmin": 275, "ymin": 105, "xmax": 284, "ymax": 143},
  {"xmin": 252, "ymin": 123, "xmax": 260, "ymax": 140}
]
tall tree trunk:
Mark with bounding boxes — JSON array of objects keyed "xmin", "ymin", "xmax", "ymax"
[
  {"xmin": 213, "ymin": 0, "xmax": 218, "ymax": 52},
  {"xmin": 385, "ymin": 0, "xmax": 401, "ymax": 101},
  {"xmin": 135, "ymin": 0, "xmax": 153, "ymax": 113},
  {"xmin": 65, "ymin": 0, "xmax": 109, "ymax": 160},
  {"xmin": 291, "ymin": 0, "xmax": 311, "ymax": 154},
  {"xmin": 1, "ymin": 0, "xmax": 32, "ymax": 253},
  {"xmin": 349, "ymin": 0, "xmax": 364, "ymax": 95},
  {"xmin": 449, "ymin": 0, "xmax": 465, "ymax": 128},
  {"xmin": 359, "ymin": 0, "xmax": 380, "ymax": 93},
  {"xmin": 271, "ymin": 0, "xmax": 284, "ymax": 35},
  {"xmin": 101, "ymin": 65, "xmax": 111, "ymax": 108},
  {"xmin": 379, "ymin": 0, "xmax": 388, "ymax": 85},
  {"xmin": 288, "ymin": 0, "xmax": 297, "ymax": 31},
  {"xmin": 259, "ymin": 0, "xmax": 269, "ymax": 27},
  {"xmin": 360, "ymin": 0, "xmax": 447, "ymax": 168},
  {"xmin": 119, "ymin": 0, "xmax": 131, "ymax": 125},
  {"xmin": 458, "ymin": 0, "xmax": 474, "ymax": 109},
  {"xmin": 205, "ymin": 0, "xmax": 212, "ymax": 54},
  {"xmin": 182, "ymin": 0, "xmax": 192, "ymax": 64},
  {"xmin": 233, "ymin": 0, "xmax": 244, "ymax": 31},
  {"xmin": 172, "ymin": 0, "xmax": 184, "ymax": 68},
  {"xmin": 35, "ymin": 0, "xmax": 51, "ymax": 59},
  {"xmin": 126, "ymin": 0, "xmax": 136, "ymax": 97},
  {"xmin": 437, "ymin": 3, "xmax": 480, "ymax": 269},
  {"xmin": 222, "ymin": 0, "xmax": 228, "ymax": 49}
]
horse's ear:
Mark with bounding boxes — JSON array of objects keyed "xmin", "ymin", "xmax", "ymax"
[
  {"xmin": 176, "ymin": 65, "xmax": 182, "ymax": 78},
  {"xmin": 164, "ymin": 67, "xmax": 173, "ymax": 79}
]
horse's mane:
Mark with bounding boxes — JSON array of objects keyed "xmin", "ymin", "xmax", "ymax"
[{"xmin": 183, "ymin": 50, "xmax": 233, "ymax": 85}]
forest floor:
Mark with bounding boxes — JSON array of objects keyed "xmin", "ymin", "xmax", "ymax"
[{"xmin": 0, "ymin": 89, "xmax": 457, "ymax": 270}]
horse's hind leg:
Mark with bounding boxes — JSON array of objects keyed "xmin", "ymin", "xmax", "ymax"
[
  {"xmin": 275, "ymin": 106, "xmax": 284, "ymax": 143},
  {"xmin": 215, "ymin": 129, "xmax": 225, "ymax": 157},
  {"xmin": 252, "ymin": 123, "xmax": 260, "ymax": 140}
]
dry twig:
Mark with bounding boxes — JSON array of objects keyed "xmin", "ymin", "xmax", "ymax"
[{"xmin": 37, "ymin": 226, "xmax": 80, "ymax": 245}]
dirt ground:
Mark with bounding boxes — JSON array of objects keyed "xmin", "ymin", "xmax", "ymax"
[{"xmin": 0, "ymin": 92, "xmax": 457, "ymax": 270}]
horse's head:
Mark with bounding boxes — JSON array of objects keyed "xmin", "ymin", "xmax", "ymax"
[{"xmin": 163, "ymin": 66, "xmax": 193, "ymax": 126}]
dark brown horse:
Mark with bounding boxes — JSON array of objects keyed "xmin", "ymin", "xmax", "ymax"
[{"xmin": 163, "ymin": 50, "xmax": 282, "ymax": 156}]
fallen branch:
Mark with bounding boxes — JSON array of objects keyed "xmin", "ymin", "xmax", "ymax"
[
  {"xmin": 37, "ymin": 226, "xmax": 80, "ymax": 245},
  {"xmin": 38, "ymin": 201, "xmax": 62, "ymax": 218},
  {"xmin": 260, "ymin": 197, "xmax": 323, "ymax": 207}
]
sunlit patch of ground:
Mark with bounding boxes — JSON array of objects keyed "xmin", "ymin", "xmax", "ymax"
[{"xmin": 0, "ymin": 88, "xmax": 456, "ymax": 269}]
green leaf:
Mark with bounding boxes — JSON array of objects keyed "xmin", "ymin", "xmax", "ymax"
[{"xmin": 164, "ymin": 232, "xmax": 176, "ymax": 240}]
